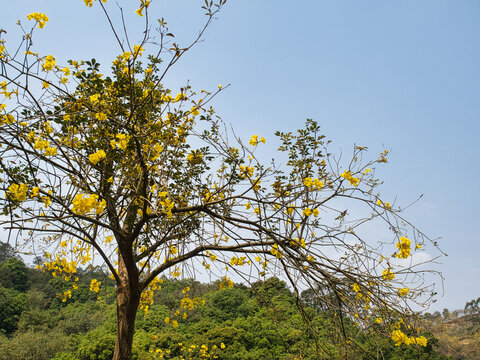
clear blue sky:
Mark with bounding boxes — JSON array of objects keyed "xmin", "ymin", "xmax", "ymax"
[{"xmin": 2, "ymin": 0, "xmax": 479, "ymax": 312}]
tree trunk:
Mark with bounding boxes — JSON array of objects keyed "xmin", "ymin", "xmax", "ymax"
[
  {"xmin": 112, "ymin": 282, "xmax": 140, "ymax": 360},
  {"xmin": 112, "ymin": 252, "xmax": 140, "ymax": 360}
]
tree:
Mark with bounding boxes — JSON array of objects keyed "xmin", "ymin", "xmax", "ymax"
[
  {"xmin": 0, "ymin": 242, "xmax": 15, "ymax": 263},
  {"xmin": 0, "ymin": 257, "xmax": 28, "ymax": 292},
  {"xmin": 0, "ymin": 1, "xmax": 440, "ymax": 358},
  {"xmin": 0, "ymin": 286, "xmax": 27, "ymax": 335}
]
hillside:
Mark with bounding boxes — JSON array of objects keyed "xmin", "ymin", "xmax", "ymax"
[{"xmin": 0, "ymin": 247, "xmax": 460, "ymax": 360}]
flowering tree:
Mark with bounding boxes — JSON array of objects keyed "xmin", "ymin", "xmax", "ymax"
[{"xmin": 0, "ymin": 1, "xmax": 440, "ymax": 359}]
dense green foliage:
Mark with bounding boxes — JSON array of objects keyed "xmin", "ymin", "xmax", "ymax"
[{"xmin": 0, "ymin": 246, "xmax": 453, "ymax": 359}]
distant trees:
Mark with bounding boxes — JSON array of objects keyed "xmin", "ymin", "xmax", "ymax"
[
  {"xmin": 465, "ymin": 297, "xmax": 480, "ymax": 315},
  {"xmin": 0, "ymin": 256, "xmax": 28, "ymax": 292},
  {"xmin": 0, "ymin": 242, "xmax": 15, "ymax": 263}
]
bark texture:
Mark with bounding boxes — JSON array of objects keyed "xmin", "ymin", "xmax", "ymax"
[{"xmin": 112, "ymin": 252, "xmax": 140, "ymax": 360}]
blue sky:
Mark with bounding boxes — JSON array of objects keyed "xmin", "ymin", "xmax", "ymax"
[{"xmin": 2, "ymin": 0, "xmax": 479, "ymax": 312}]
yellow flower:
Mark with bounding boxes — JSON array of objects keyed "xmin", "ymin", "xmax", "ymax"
[
  {"xmin": 398, "ymin": 287, "xmax": 409, "ymax": 297},
  {"xmin": 238, "ymin": 165, "xmax": 254, "ymax": 178},
  {"xmin": 90, "ymin": 94, "xmax": 100, "ymax": 103},
  {"xmin": 187, "ymin": 152, "xmax": 203, "ymax": 164},
  {"xmin": 190, "ymin": 106, "xmax": 200, "ymax": 116},
  {"xmin": 286, "ymin": 205, "xmax": 294, "ymax": 215},
  {"xmin": 42, "ymin": 55, "xmax": 56, "ymax": 71},
  {"xmin": 7, "ymin": 183, "xmax": 28, "ymax": 202},
  {"xmin": 95, "ymin": 112, "xmax": 107, "ymax": 121},
  {"xmin": 352, "ymin": 283, "xmax": 360, "ymax": 293},
  {"xmin": 89, "ymin": 149, "xmax": 106, "ymax": 165},
  {"xmin": 90, "ymin": 279, "xmax": 101, "ymax": 293},
  {"xmin": 110, "ymin": 133, "xmax": 130, "ymax": 150},
  {"xmin": 303, "ymin": 177, "xmax": 313, "ymax": 187},
  {"xmin": 31, "ymin": 187, "xmax": 39, "ymax": 198},
  {"xmin": 219, "ymin": 276, "xmax": 233, "ymax": 289},
  {"xmin": 396, "ymin": 236, "xmax": 411, "ymax": 259},
  {"xmin": 382, "ymin": 268, "xmax": 395, "ymax": 280},
  {"xmin": 133, "ymin": 44, "xmax": 144, "ymax": 56},
  {"xmin": 391, "ymin": 330, "xmax": 409, "ymax": 346},
  {"xmin": 44, "ymin": 147, "xmax": 57, "ymax": 156},
  {"xmin": 270, "ymin": 244, "xmax": 282, "ymax": 259},
  {"xmin": 340, "ymin": 170, "xmax": 360, "ymax": 187},
  {"xmin": 71, "ymin": 193, "xmax": 105, "ymax": 215},
  {"xmin": 135, "ymin": 0, "xmax": 151, "ymax": 16},
  {"xmin": 412, "ymin": 336, "xmax": 428, "ymax": 347},
  {"xmin": 303, "ymin": 207, "xmax": 312, "ymax": 217},
  {"xmin": 248, "ymin": 135, "xmax": 264, "ymax": 146},
  {"xmin": 84, "ymin": 0, "xmax": 93, "ymax": 7},
  {"xmin": 27, "ymin": 12, "xmax": 49, "ymax": 29}
]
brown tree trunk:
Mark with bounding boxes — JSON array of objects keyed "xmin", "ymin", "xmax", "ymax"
[{"xmin": 112, "ymin": 252, "xmax": 140, "ymax": 360}]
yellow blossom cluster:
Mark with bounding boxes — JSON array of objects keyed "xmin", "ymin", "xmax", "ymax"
[
  {"xmin": 95, "ymin": 112, "xmax": 107, "ymax": 121},
  {"xmin": 302, "ymin": 207, "xmax": 319, "ymax": 217},
  {"xmin": 303, "ymin": 177, "xmax": 323, "ymax": 190},
  {"xmin": 110, "ymin": 133, "xmax": 130, "ymax": 150},
  {"xmin": 396, "ymin": 236, "xmax": 411, "ymax": 259},
  {"xmin": 230, "ymin": 256, "xmax": 249, "ymax": 266},
  {"xmin": 186, "ymin": 151, "xmax": 203, "ymax": 164},
  {"xmin": 89, "ymin": 149, "xmax": 106, "ymax": 165},
  {"xmin": 135, "ymin": 0, "xmax": 151, "ymax": 16},
  {"xmin": 71, "ymin": 193, "xmax": 106, "ymax": 215},
  {"xmin": 38, "ymin": 254, "xmax": 78, "ymax": 283},
  {"xmin": 90, "ymin": 279, "xmax": 101, "ymax": 293},
  {"xmin": 249, "ymin": 135, "xmax": 266, "ymax": 146},
  {"xmin": 391, "ymin": 330, "xmax": 427, "ymax": 347},
  {"xmin": 289, "ymin": 237, "xmax": 305, "ymax": 248},
  {"xmin": 27, "ymin": 12, "xmax": 49, "ymax": 29},
  {"xmin": 139, "ymin": 278, "xmax": 163, "ymax": 313},
  {"xmin": 58, "ymin": 290, "xmax": 72, "ymax": 303},
  {"xmin": 33, "ymin": 137, "xmax": 57, "ymax": 156},
  {"xmin": 238, "ymin": 165, "xmax": 254, "ymax": 178},
  {"xmin": 377, "ymin": 199, "xmax": 392, "ymax": 210},
  {"xmin": 398, "ymin": 287, "xmax": 409, "ymax": 296},
  {"xmin": 382, "ymin": 268, "xmax": 395, "ymax": 280},
  {"xmin": 180, "ymin": 295, "xmax": 205, "ymax": 310},
  {"xmin": 7, "ymin": 183, "xmax": 28, "ymax": 202},
  {"xmin": 340, "ymin": 170, "xmax": 360, "ymax": 187},
  {"xmin": 270, "ymin": 243, "xmax": 282, "ymax": 259},
  {"xmin": 219, "ymin": 276, "xmax": 234, "ymax": 289},
  {"xmin": 84, "ymin": 0, "xmax": 107, "ymax": 7},
  {"xmin": 158, "ymin": 192, "xmax": 174, "ymax": 218},
  {"xmin": 42, "ymin": 55, "xmax": 56, "ymax": 71},
  {"xmin": 1, "ymin": 81, "xmax": 18, "ymax": 100}
]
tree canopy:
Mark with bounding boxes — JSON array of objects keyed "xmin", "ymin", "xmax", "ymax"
[{"xmin": 0, "ymin": 1, "xmax": 441, "ymax": 358}]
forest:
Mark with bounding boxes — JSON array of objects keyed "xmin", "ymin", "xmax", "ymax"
[{"xmin": 2, "ymin": 244, "xmax": 477, "ymax": 360}]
